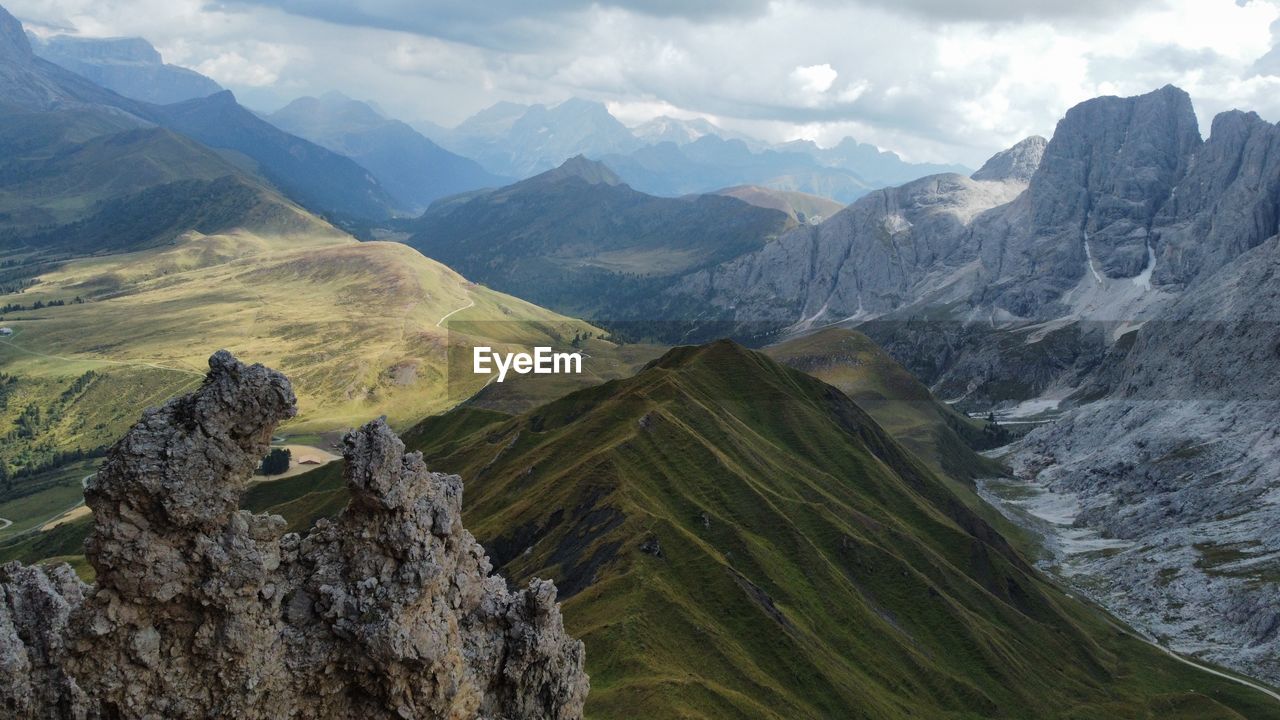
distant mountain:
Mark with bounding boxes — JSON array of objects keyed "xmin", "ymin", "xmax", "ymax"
[
  {"xmin": 268, "ymin": 92, "xmax": 509, "ymax": 213},
  {"xmin": 631, "ymin": 115, "xmax": 729, "ymax": 145},
  {"xmin": 435, "ymin": 98, "xmax": 644, "ymax": 177},
  {"xmin": 601, "ymin": 135, "xmax": 875, "ymax": 202},
  {"xmin": 779, "ymin": 137, "xmax": 972, "ymax": 187},
  {"xmin": 0, "ymin": 7, "xmax": 396, "ymax": 225},
  {"xmin": 30, "ymin": 33, "xmax": 222, "ymax": 105},
  {"xmin": 143, "ymin": 91, "xmax": 396, "ymax": 223},
  {"xmin": 714, "ymin": 185, "xmax": 844, "ymax": 225},
  {"xmin": 404, "ymin": 156, "xmax": 791, "ymax": 327}
]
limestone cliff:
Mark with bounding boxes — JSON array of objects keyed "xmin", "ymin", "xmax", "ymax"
[{"xmin": 0, "ymin": 350, "xmax": 588, "ymax": 719}]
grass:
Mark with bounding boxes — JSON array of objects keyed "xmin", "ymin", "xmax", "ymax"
[
  {"xmin": 381, "ymin": 341, "xmax": 1279, "ymax": 719},
  {"xmin": 6, "ymin": 340, "xmax": 1279, "ymax": 718},
  {"xmin": 0, "ymin": 458, "xmax": 95, "ymax": 539},
  {"xmin": 0, "ymin": 229, "xmax": 616, "ymax": 475}
]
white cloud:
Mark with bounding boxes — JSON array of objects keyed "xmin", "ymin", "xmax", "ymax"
[
  {"xmin": 7, "ymin": 0, "xmax": 1280, "ymax": 165},
  {"xmin": 790, "ymin": 63, "xmax": 837, "ymax": 94}
]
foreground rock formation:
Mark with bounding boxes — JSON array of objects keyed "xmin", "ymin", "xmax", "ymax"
[{"xmin": 0, "ymin": 351, "xmax": 588, "ymax": 719}]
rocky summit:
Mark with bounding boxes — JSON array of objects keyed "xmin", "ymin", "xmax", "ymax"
[{"xmin": 0, "ymin": 351, "xmax": 588, "ymax": 719}]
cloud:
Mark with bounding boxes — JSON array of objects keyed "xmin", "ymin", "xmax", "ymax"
[
  {"xmin": 790, "ymin": 64, "xmax": 838, "ymax": 94},
  {"xmin": 6, "ymin": 0, "xmax": 1279, "ymax": 166}
]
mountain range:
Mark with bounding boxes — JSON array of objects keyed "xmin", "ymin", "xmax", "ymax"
[
  {"xmin": 1, "ymin": 1, "xmax": 1278, "ymax": 714},
  {"xmin": 267, "ymin": 92, "xmax": 509, "ymax": 213},
  {"xmin": 422, "ymin": 98, "xmax": 968, "ymax": 201},
  {"xmin": 653, "ymin": 84, "xmax": 1280, "ymax": 685},
  {"xmin": 3, "ymin": 15, "xmax": 396, "ymax": 225}
]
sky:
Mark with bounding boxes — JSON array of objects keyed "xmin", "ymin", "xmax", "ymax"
[{"xmin": 10, "ymin": 0, "xmax": 1280, "ymax": 165}]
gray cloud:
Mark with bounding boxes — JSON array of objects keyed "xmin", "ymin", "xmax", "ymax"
[{"xmin": 9, "ymin": 0, "xmax": 1276, "ymax": 166}]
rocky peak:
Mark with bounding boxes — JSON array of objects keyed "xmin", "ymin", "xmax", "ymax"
[
  {"xmin": 531, "ymin": 154, "xmax": 623, "ymax": 187},
  {"xmin": 1149, "ymin": 108, "xmax": 1280, "ymax": 286},
  {"xmin": 971, "ymin": 135, "xmax": 1046, "ymax": 183},
  {"xmin": 1021, "ymin": 85, "xmax": 1201, "ymax": 283},
  {"xmin": 0, "ymin": 5, "xmax": 33, "ymax": 63},
  {"xmin": 0, "ymin": 351, "xmax": 588, "ymax": 718}
]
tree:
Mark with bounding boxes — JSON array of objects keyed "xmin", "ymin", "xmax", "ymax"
[{"xmin": 259, "ymin": 447, "xmax": 291, "ymax": 476}]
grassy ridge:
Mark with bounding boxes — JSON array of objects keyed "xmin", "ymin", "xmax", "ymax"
[
  {"xmin": 8, "ymin": 340, "xmax": 1277, "ymax": 717},
  {"xmin": 384, "ymin": 341, "xmax": 1277, "ymax": 718}
]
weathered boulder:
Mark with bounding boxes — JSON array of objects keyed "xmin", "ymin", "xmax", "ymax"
[{"xmin": 0, "ymin": 350, "xmax": 588, "ymax": 719}]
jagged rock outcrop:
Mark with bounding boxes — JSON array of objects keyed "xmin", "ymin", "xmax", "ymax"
[
  {"xmin": 1150, "ymin": 109, "xmax": 1280, "ymax": 288},
  {"xmin": 970, "ymin": 135, "xmax": 1046, "ymax": 183},
  {"xmin": 673, "ymin": 85, "xmax": 1206, "ymax": 325},
  {"xmin": 0, "ymin": 351, "xmax": 588, "ymax": 719}
]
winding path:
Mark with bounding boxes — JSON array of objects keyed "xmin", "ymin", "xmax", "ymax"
[{"xmin": 436, "ymin": 295, "xmax": 475, "ymax": 328}]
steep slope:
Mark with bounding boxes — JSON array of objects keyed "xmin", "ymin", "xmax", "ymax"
[
  {"xmin": 714, "ymin": 185, "xmax": 844, "ymax": 225},
  {"xmin": 257, "ymin": 341, "xmax": 1278, "ymax": 718},
  {"xmin": 30, "ymin": 33, "xmax": 222, "ymax": 105},
  {"xmin": 405, "ymin": 157, "xmax": 791, "ymax": 328},
  {"xmin": 145, "ymin": 91, "xmax": 396, "ymax": 223},
  {"xmin": 764, "ymin": 327, "xmax": 1004, "ymax": 480},
  {"xmin": 0, "ymin": 104, "xmax": 326, "ymax": 259},
  {"xmin": 675, "ymin": 85, "xmax": 1204, "ymax": 329},
  {"xmin": 268, "ymin": 93, "xmax": 508, "ymax": 212}
]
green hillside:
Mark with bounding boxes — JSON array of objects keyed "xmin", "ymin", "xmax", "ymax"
[
  {"xmin": 765, "ymin": 327, "xmax": 1005, "ymax": 480},
  {"xmin": 714, "ymin": 184, "xmax": 845, "ymax": 224},
  {"xmin": 225, "ymin": 341, "xmax": 1278, "ymax": 719}
]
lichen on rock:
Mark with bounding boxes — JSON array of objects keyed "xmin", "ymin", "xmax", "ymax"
[{"xmin": 0, "ymin": 350, "xmax": 588, "ymax": 719}]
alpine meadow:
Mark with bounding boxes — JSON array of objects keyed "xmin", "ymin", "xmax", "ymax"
[{"xmin": 0, "ymin": 2, "xmax": 1279, "ymax": 719}]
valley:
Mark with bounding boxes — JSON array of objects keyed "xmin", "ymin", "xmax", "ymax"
[{"xmin": 0, "ymin": 2, "xmax": 1278, "ymax": 718}]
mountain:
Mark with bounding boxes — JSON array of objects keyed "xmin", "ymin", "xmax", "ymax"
[
  {"xmin": 600, "ymin": 135, "xmax": 875, "ymax": 202},
  {"xmin": 143, "ymin": 91, "xmax": 396, "ymax": 223},
  {"xmin": 672, "ymin": 86, "xmax": 1209, "ymax": 333},
  {"xmin": 0, "ymin": 103, "xmax": 328, "ymax": 260},
  {"xmin": 664, "ymin": 84, "xmax": 1280, "ymax": 686},
  {"xmin": 970, "ymin": 135, "xmax": 1046, "ymax": 183},
  {"xmin": 404, "ymin": 157, "xmax": 792, "ymax": 329},
  {"xmin": 764, "ymin": 327, "xmax": 1005, "ymax": 480},
  {"xmin": 30, "ymin": 33, "xmax": 222, "ymax": 105},
  {"xmin": 232, "ymin": 341, "xmax": 1279, "ymax": 718},
  {"xmin": 714, "ymin": 185, "xmax": 844, "ymax": 225},
  {"xmin": 268, "ymin": 93, "xmax": 509, "ymax": 213},
  {"xmin": 436, "ymin": 98, "xmax": 643, "ymax": 178},
  {"xmin": 0, "ymin": 7, "xmax": 396, "ymax": 224},
  {"xmin": 779, "ymin": 137, "xmax": 972, "ymax": 187},
  {"xmin": 629, "ymin": 115, "xmax": 758, "ymax": 147}
]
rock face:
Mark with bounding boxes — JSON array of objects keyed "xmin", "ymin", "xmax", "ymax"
[
  {"xmin": 1009, "ymin": 235, "xmax": 1280, "ymax": 684},
  {"xmin": 970, "ymin": 135, "xmax": 1046, "ymax": 183},
  {"xmin": 674, "ymin": 85, "xmax": 1206, "ymax": 325},
  {"xmin": 0, "ymin": 351, "xmax": 588, "ymax": 719},
  {"xmin": 32, "ymin": 34, "xmax": 223, "ymax": 105}
]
